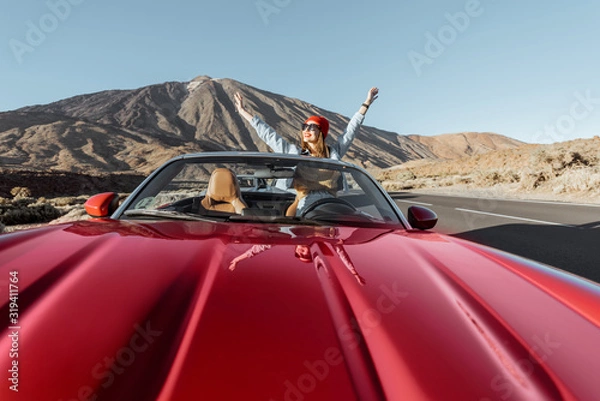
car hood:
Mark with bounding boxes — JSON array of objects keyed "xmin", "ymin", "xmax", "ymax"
[{"xmin": 1, "ymin": 219, "xmax": 599, "ymax": 401}]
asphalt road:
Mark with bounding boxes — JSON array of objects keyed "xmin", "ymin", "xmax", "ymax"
[{"xmin": 389, "ymin": 192, "xmax": 600, "ymax": 284}]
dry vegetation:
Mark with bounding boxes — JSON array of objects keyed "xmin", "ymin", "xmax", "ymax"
[
  {"xmin": 0, "ymin": 193, "xmax": 89, "ymax": 233},
  {"xmin": 2, "ymin": 137, "xmax": 599, "ymax": 234},
  {"xmin": 0, "ymin": 170, "xmax": 144, "ymax": 233},
  {"xmin": 375, "ymin": 137, "xmax": 600, "ymax": 203}
]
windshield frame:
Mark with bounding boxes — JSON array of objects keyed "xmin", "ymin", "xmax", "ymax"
[{"xmin": 112, "ymin": 152, "xmax": 409, "ymax": 228}]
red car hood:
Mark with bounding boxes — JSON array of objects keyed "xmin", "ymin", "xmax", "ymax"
[{"xmin": 1, "ymin": 219, "xmax": 599, "ymax": 401}]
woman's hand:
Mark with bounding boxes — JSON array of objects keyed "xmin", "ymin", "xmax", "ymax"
[
  {"xmin": 358, "ymin": 87, "xmax": 379, "ymax": 115},
  {"xmin": 365, "ymin": 87, "xmax": 379, "ymax": 106},
  {"xmin": 228, "ymin": 259, "xmax": 239, "ymax": 271},
  {"xmin": 233, "ymin": 92, "xmax": 253, "ymax": 123},
  {"xmin": 234, "ymin": 92, "xmax": 245, "ymax": 113}
]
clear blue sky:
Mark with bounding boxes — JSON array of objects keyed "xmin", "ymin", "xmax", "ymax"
[{"xmin": 1, "ymin": 0, "xmax": 599, "ymax": 144}]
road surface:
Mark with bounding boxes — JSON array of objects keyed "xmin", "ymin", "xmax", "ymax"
[{"xmin": 390, "ymin": 192, "xmax": 600, "ymax": 283}]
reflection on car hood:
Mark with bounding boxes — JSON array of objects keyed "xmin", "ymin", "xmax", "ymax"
[{"xmin": 1, "ymin": 220, "xmax": 600, "ymax": 400}]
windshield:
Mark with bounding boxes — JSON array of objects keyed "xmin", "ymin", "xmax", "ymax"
[{"xmin": 118, "ymin": 155, "xmax": 404, "ymax": 228}]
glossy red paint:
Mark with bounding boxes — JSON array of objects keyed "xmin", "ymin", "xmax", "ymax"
[
  {"xmin": 1, "ymin": 219, "xmax": 600, "ymax": 400},
  {"xmin": 84, "ymin": 192, "xmax": 120, "ymax": 218}
]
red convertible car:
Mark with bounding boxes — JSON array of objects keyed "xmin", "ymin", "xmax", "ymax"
[{"xmin": 1, "ymin": 152, "xmax": 599, "ymax": 401}]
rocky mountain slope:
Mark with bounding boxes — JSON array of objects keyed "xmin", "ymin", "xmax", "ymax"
[
  {"xmin": 0, "ymin": 76, "xmax": 523, "ymax": 176},
  {"xmin": 377, "ymin": 136, "xmax": 600, "ymax": 203}
]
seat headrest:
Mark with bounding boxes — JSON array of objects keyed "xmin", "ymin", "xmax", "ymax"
[{"xmin": 206, "ymin": 168, "xmax": 241, "ymax": 202}]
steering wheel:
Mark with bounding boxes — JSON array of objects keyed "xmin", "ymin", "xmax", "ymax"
[{"xmin": 300, "ymin": 197, "xmax": 357, "ymax": 218}]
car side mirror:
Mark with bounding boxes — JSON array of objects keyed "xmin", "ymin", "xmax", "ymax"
[
  {"xmin": 407, "ymin": 205, "xmax": 438, "ymax": 230},
  {"xmin": 84, "ymin": 192, "xmax": 120, "ymax": 218}
]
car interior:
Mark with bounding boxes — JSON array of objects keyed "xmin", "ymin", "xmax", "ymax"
[{"xmin": 123, "ymin": 157, "xmax": 403, "ymax": 227}]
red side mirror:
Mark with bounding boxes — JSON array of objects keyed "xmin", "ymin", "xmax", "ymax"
[
  {"xmin": 84, "ymin": 192, "xmax": 120, "ymax": 218},
  {"xmin": 407, "ymin": 205, "xmax": 438, "ymax": 230}
]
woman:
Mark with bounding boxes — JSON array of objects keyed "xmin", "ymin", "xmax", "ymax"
[
  {"xmin": 233, "ymin": 87, "xmax": 379, "ymax": 215},
  {"xmin": 233, "ymin": 87, "xmax": 379, "ymax": 159}
]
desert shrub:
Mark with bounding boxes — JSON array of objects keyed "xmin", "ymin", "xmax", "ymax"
[
  {"xmin": 563, "ymin": 151, "xmax": 596, "ymax": 168},
  {"xmin": 434, "ymin": 177, "xmax": 449, "ymax": 187},
  {"xmin": 382, "ymin": 182, "xmax": 414, "ymax": 191},
  {"xmin": 0, "ymin": 202, "xmax": 64, "ymax": 226},
  {"xmin": 532, "ymin": 148, "xmax": 552, "ymax": 165},
  {"xmin": 551, "ymin": 168, "xmax": 600, "ymax": 193},
  {"xmin": 519, "ymin": 170, "xmax": 552, "ymax": 190},
  {"xmin": 486, "ymin": 171, "xmax": 502, "ymax": 185},
  {"xmin": 10, "ymin": 187, "xmax": 32, "ymax": 199},
  {"xmin": 50, "ymin": 206, "xmax": 89, "ymax": 225},
  {"xmin": 376, "ymin": 168, "xmax": 417, "ymax": 182},
  {"xmin": 507, "ymin": 171, "xmax": 521, "ymax": 183},
  {"xmin": 534, "ymin": 146, "xmax": 598, "ymax": 174},
  {"xmin": 395, "ymin": 170, "xmax": 416, "ymax": 181},
  {"xmin": 381, "ymin": 177, "xmax": 420, "ymax": 190},
  {"xmin": 473, "ymin": 170, "xmax": 508, "ymax": 186},
  {"xmin": 51, "ymin": 196, "xmax": 82, "ymax": 206},
  {"xmin": 454, "ymin": 176, "xmax": 473, "ymax": 185}
]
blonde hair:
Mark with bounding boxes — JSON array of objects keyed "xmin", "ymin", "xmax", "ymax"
[{"xmin": 300, "ymin": 131, "xmax": 330, "ymax": 158}]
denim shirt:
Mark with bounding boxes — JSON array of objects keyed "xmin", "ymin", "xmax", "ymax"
[{"xmin": 249, "ymin": 112, "xmax": 365, "ymax": 160}]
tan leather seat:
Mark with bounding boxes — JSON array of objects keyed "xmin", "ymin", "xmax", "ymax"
[{"xmin": 201, "ymin": 168, "xmax": 248, "ymax": 214}]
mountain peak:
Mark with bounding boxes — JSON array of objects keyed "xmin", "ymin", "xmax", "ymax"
[
  {"xmin": 187, "ymin": 75, "xmax": 213, "ymax": 92},
  {"xmin": 0, "ymin": 78, "xmax": 524, "ymax": 174},
  {"xmin": 191, "ymin": 75, "xmax": 212, "ymax": 81}
]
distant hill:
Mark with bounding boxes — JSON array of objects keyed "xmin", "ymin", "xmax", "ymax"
[
  {"xmin": 0, "ymin": 76, "xmax": 524, "ymax": 175},
  {"xmin": 377, "ymin": 136, "xmax": 600, "ymax": 203},
  {"xmin": 408, "ymin": 132, "xmax": 525, "ymax": 159}
]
